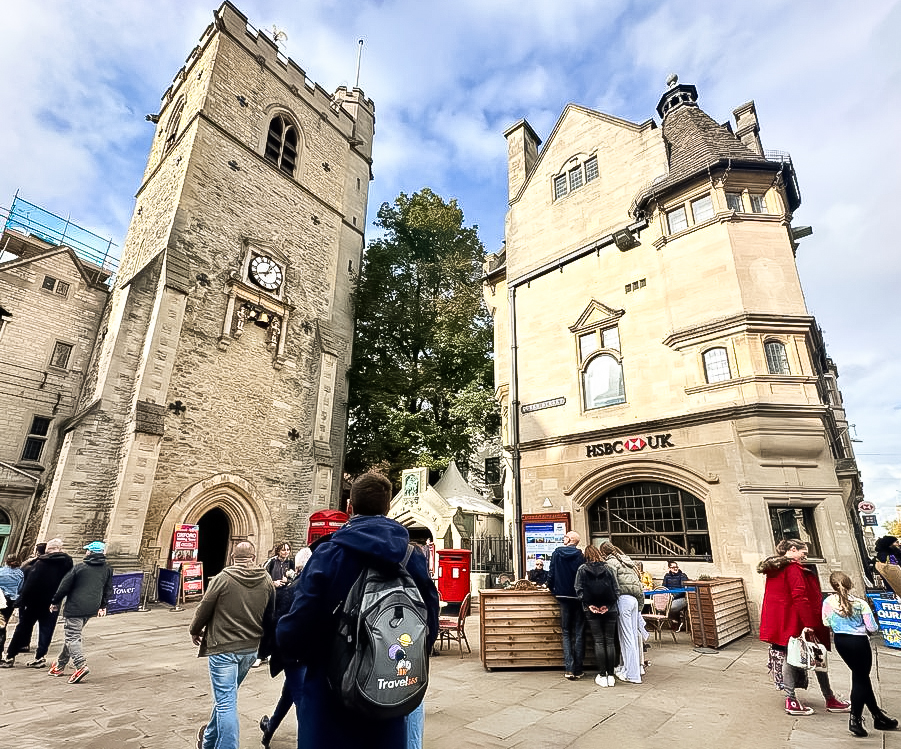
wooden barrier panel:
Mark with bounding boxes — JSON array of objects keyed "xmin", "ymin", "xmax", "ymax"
[
  {"xmin": 687, "ymin": 577, "xmax": 752, "ymax": 648},
  {"xmin": 479, "ymin": 589, "xmax": 564, "ymax": 669}
]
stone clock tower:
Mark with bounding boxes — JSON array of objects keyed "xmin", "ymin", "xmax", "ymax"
[{"xmin": 36, "ymin": 2, "xmax": 374, "ymax": 573}]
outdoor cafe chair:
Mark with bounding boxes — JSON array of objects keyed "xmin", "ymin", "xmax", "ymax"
[
  {"xmin": 437, "ymin": 592, "xmax": 472, "ymax": 657},
  {"xmin": 642, "ymin": 588, "xmax": 678, "ymax": 643}
]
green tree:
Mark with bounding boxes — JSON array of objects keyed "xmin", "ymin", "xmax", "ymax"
[
  {"xmin": 883, "ymin": 519, "xmax": 901, "ymax": 538},
  {"xmin": 344, "ymin": 188, "xmax": 499, "ymax": 485}
]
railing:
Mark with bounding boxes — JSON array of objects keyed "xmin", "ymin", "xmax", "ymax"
[
  {"xmin": 1, "ymin": 194, "xmax": 119, "ymax": 283},
  {"xmin": 470, "ymin": 535, "xmax": 512, "ymax": 574}
]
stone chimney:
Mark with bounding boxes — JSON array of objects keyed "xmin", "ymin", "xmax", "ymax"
[
  {"xmin": 504, "ymin": 119, "xmax": 541, "ymax": 203},
  {"xmin": 732, "ymin": 101, "xmax": 763, "ymax": 156}
]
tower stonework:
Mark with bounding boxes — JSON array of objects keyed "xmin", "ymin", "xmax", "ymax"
[{"xmin": 38, "ymin": 2, "xmax": 374, "ymax": 572}]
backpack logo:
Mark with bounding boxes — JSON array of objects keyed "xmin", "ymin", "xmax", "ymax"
[{"xmin": 328, "ymin": 546, "xmax": 429, "ymax": 719}]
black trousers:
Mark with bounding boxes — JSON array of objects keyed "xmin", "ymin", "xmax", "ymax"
[
  {"xmin": 833, "ymin": 633, "xmax": 879, "ymax": 719},
  {"xmin": 5, "ymin": 603, "xmax": 60, "ymax": 660},
  {"xmin": 586, "ymin": 612, "xmax": 619, "ymax": 677}
]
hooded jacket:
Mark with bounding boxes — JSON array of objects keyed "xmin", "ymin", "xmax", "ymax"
[
  {"xmin": 547, "ymin": 544, "xmax": 585, "ymax": 599},
  {"xmin": 757, "ymin": 555, "xmax": 831, "ymax": 650},
  {"xmin": 52, "ymin": 553, "xmax": 113, "ymax": 618},
  {"xmin": 17, "ymin": 551, "xmax": 74, "ymax": 611},
  {"xmin": 276, "ymin": 514, "xmax": 440, "ymax": 749},
  {"xmin": 574, "ymin": 561, "xmax": 619, "ymax": 613},
  {"xmin": 189, "ymin": 563, "xmax": 274, "ymax": 657}
]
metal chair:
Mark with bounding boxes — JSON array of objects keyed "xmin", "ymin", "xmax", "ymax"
[
  {"xmin": 437, "ymin": 593, "xmax": 471, "ymax": 657},
  {"xmin": 642, "ymin": 588, "xmax": 678, "ymax": 643}
]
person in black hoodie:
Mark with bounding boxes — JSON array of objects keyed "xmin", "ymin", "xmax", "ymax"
[
  {"xmin": 48, "ymin": 540, "xmax": 113, "ymax": 684},
  {"xmin": 1, "ymin": 538, "xmax": 73, "ymax": 669},
  {"xmin": 575, "ymin": 545, "xmax": 620, "ymax": 688},
  {"xmin": 276, "ymin": 473, "xmax": 439, "ymax": 749},
  {"xmin": 547, "ymin": 531, "xmax": 586, "ymax": 680}
]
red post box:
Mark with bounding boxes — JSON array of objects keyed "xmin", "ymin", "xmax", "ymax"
[
  {"xmin": 436, "ymin": 548, "xmax": 472, "ymax": 603},
  {"xmin": 306, "ymin": 509, "xmax": 348, "ymax": 546}
]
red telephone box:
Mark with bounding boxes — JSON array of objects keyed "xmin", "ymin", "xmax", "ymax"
[
  {"xmin": 436, "ymin": 548, "xmax": 472, "ymax": 603},
  {"xmin": 307, "ymin": 509, "xmax": 348, "ymax": 545}
]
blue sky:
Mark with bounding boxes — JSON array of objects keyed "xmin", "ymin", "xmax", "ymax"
[{"xmin": 2, "ymin": 1, "xmax": 900, "ymax": 525}]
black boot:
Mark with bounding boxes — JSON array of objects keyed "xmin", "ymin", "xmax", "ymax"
[
  {"xmin": 849, "ymin": 715, "xmax": 868, "ymax": 737},
  {"xmin": 872, "ymin": 708, "xmax": 899, "ymax": 730},
  {"xmin": 259, "ymin": 715, "xmax": 273, "ymax": 746}
]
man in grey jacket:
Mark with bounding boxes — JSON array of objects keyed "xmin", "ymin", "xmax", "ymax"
[
  {"xmin": 48, "ymin": 540, "xmax": 113, "ymax": 684},
  {"xmin": 190, "ymin": 540, "xmax": 275, "ymax": 749}
]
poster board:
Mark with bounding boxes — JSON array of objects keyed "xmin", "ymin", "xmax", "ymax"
[
  {"xmin": 170, "ymin": 524, "xmax": 199, "ymax": 570},
  {"xmin": 871, "ymin": 596, "xmax": 901, "ymax": 649},
  {"xmin": 181, "ymin": 561, "xmax": 204, "ymax": 598},
  {"xmin": 107, "ymin": 572, "xmax": 144, "ymax": 614},
  {"xmin": 522, "ymin": 512, "xmax": 570, "ymax": 572},
  {"xmin": 158, "ymin": 567, "xmax": 180, "ymax": 606}
]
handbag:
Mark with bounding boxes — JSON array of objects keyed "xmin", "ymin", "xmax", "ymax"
[{"xmin": 787, "ymin": 631, "xmax": 828, "ymax": 672}]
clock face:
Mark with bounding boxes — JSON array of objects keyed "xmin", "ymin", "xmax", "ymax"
[{"xmin": 249, "ymin": 255, "xmax": 284, "ymax": 291}]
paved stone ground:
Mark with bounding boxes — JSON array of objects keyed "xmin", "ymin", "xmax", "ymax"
[{"xmin": 2, "ymin": 603, "xmax": 901, "ymax": 748}]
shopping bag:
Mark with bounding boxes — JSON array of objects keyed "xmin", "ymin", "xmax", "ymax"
[{"xmin": 787, "ymin": 632, "xmax": 828, "ymax": 672}]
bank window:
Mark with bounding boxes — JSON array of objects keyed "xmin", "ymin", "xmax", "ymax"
[
  {"xmin": 691, "ymin": 194, "xmax": 714, "ymax": 223},
  {"xmin": 584, "ymin": 156, "xmax": 599, "ymax": 183},
  {"xmin": 726, "ymin": 192, "xmax": 744, "ymax": 211},
  {"xmin": 569, "ymin": 166, "xmax": 583, "ymax": 191},
  {"xmin": 50, "ymin": 341, "xmax": 73, "ymax": 369},
  {"xmin": 666, "ymin": 206, "xmax": 688, "ymax": 233},
  {"xmin": 583, "ymin": 354, "xmax": 625, "ymax": 410},
  {"xmin": 553, "ymin": 154, "xmax": 598, "ymax": 201},
  {"xmin": 750, "ymin": 193, "xmax": 768, "ymax": 213},
  {"xmin": 264, "ymin": 114, "xmax": 299, "ymax": 176},
  {"xmin": 578, "ymin": 326, "xmax": 620, "ymax": 362},
  {"xmin": 764, "ymin": 339, "xmax": 790, "ymax": 375},
  {"xmin": 588, "ymin": 481, "xmax": 712, "ymax": 560},
  {"xmin": 769, "ymin": 505, "xmax": 821, "ymax": 559},
  {"xmin": 21, "ymin": 416, "xmax": 52, "ymax": 462},
  {"xmin": 553, "ymin": 174, "xmax": 568, "ymax": 200},
  {"xmin": 703, "ymin": 347, "xmax": 731, "ymax": 383}
]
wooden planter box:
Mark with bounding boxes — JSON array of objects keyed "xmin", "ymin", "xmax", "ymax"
[
  {"xmin": 686, "ymin": 577, "xmax": 751, "ymax": 649},
  {"xmin": 479, "ymin": 589, "xmax": 563, "ymax": 670}
]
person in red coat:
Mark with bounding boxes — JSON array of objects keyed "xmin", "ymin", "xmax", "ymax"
[{"xmin": 758, "ymin": 538, "xmax": 851, "ymax": 716}]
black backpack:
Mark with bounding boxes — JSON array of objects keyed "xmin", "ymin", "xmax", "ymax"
[{"xmin": 327, "ymin": 545, "xmax": 429, "ymax": 719}]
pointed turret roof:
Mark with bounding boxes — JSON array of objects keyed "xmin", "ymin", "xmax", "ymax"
[{"xmin": 434, "ymin": 461, "xmax": 502, "ymax": 515}]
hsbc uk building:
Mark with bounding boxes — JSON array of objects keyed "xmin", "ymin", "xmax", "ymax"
[{"xmin": 484, "ymin": 80, "xmax": 869, "ymax": 619}]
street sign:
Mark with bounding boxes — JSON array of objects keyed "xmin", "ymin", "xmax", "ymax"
[
  {"xmin": 858, "ymin": 501, "xmax": 876, "ymax": 513},
  {"xmin": 862, "ymin": 514, "xmax": 879, "ymax": 526}
]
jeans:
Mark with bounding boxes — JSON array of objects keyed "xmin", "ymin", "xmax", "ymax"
[
  {"xmin": 405, "ymin": 701, "xmax": 425, "ymax": 749},
  {"xmin": 55, "ymin": 616, "xmax": 90, "ymax": 669},
  {"xmin": 6, "ymin": 603, "xmax": 60, "ymax": 660},
  {"xmin": 586, "ymin": 612, "xmax": 618, "ymax": 677},
  {"xmin": 783, "ymin": 662, "xmax": 834, "ymax": 701},
  {"xmin": 202, "ymin": 651, "xmax": 256, "ymax": 749},
  {"xmin": 558, "ymin": 598, "xmax": 585, "ymax": 675},
  {"xmin": 834, "ymin": 633, "xmax": 879, "ymax": 719}
]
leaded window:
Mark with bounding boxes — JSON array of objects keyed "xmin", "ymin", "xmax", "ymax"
[
  {"xmin": 703, "ymin": 347, "xmax": 731, "ymax": 383},
  {"xmin": 265, "ymin": 115, "xmax": 299, "ymax": 176},
  {"xmin": 764, "ymin": 340, "xmax": 790, "ymax": 375}
]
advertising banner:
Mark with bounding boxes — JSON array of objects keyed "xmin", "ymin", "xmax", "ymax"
[
  {"xmin": 170, "ymin": 524, "xmax": 200, "ymax": 569},
  {"xmin": 871, "ymin": 596, "xmax": 901, "ymax": 649},
  {"xmin": 107, "ymin": 572, "xmax": 144, "ymax": 614},
  {"xmin": 181, "ymin": 561, "xmax": 204, "ymax": 597},
  {"xmin": 158, "ymin": 567, "xmax": 181, "ymax": 606}
]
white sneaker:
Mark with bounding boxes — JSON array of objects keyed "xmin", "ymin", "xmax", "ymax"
[
  {"xmin": 595, "ymin": 674, "xmax": 608, "ymax": 687},
  {"xmin": 607, "ymin": 675, "xmax": 616, "ymax": 687},
  {"xmin": 640, "ymin": 665, "xmax": 646, "ymax": 675},
  {"xmin": 613, "ymin": 667, "xmax": 626, "ymax": 681}
]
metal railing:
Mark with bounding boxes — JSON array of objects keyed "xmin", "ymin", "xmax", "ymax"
[{"xmin": 470, "ymin": 535, "xmax": 512, "ymax": 574}]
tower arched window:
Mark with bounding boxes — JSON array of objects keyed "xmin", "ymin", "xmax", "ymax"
[
  {"xmin": 588, "ymin": 481, "xmax": 711, "ymax": 560},
  {"xmin": 764, "ymin": 339, "xmax": 790, "ymax": 375},
  {"xmin": 163, "ymin": 97, "xmax": 185, "ymax": 153},
  {"xmin": 265, "ymin": 115, "xmax": 299, "ymax": 176},
  {"xmin": 702, "ymin": 347, "xmax": 731, "ymax": 383}
]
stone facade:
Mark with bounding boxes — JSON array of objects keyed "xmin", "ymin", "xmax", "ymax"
[
  {"xmin": 31, "ymin": 1, "xmax": 374, "ymax": 576},
  {"xmin": 486, "ymin": 80, "xmax": 866, "ymax": 619}
]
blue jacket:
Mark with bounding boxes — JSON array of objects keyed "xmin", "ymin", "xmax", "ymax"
[
  {"xmin": 276, "ymin": 514, "xmax": 439, "ymax": 749},
  {"xmin": 548, "ymin": 545, "xmax": 585, "ymax": 599}
]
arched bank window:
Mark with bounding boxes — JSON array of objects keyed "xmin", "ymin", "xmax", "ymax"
[
  {"xmin": 264, "ymin": 115, "xmax": 299, "ymax": 176},
  {"xmin": 764, "ymin": 339, "xmax": 790, "ymax": 375},
  {"xmin": 702, "ymin": 346, "xmax": 731, "ymax": 383},
  {"xmin": 583, "ymin": 354, "xmax": 625, "ymax": 410},
  {"xmin": 588, "ymin": 481, "xmax": 711, "ymax": 560}
]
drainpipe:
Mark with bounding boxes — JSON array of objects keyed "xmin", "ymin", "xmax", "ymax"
[{"xmin": 505, "ymin": 218, "xmax": 647, "ymax": 579}]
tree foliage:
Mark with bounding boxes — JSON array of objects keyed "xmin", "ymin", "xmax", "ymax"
[
  {"xmin": 883, "ymin": 519, "xmax": 901, "ymax": 538},
  {"xmin": 344, "ymin": 188, "xmax": 499, "ymax": 486}
]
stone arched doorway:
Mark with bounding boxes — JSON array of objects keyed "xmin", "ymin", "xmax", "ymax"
[{"xmin": 155, "ymin": 474, "xmax": 273, "ymax": 575}]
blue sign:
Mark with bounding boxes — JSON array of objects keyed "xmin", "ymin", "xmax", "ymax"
[
  {"xmin": 871, "ymin": 596, "xmax": 901, "ymax": 649},
  {"xmin": 107, "ymin": 571, "xmax": 144, "ymax": 614},
  {"xmin": 158, "ymin": 567, "xmax": 180, "ymax": 606}
]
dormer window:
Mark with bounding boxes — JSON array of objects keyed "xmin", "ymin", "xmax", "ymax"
[{"xmin": 553, "ymin": 155, "xmax": 598, "ymax": 201}]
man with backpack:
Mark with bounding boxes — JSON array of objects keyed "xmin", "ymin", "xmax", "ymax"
[{"xmin": 277, "ymin": 472, "xmax": 439, "ymax": 749}]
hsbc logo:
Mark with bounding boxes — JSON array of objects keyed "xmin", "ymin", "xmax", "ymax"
[{"xmin": 586, "ymin": 433, "xmax": 673, "ymax": 458}]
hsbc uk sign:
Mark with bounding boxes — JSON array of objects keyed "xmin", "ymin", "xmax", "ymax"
[{"xmin": 586, "ymin": 433, "xmax": 674, "ymax": 458}]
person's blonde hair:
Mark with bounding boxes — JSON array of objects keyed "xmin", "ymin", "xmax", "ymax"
[{"xmin": 829, "ymin": 571, "xmax": 855, "ymax": 619}]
